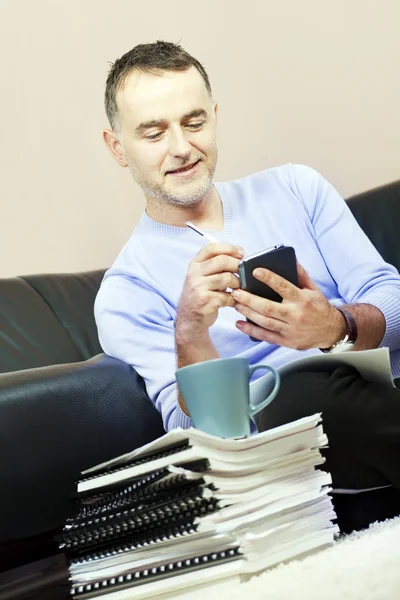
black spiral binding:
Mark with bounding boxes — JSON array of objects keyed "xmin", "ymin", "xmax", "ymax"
[
  {"xmin": 71, "ymin": 465, "xmax": 208, "ymax": 522},
  {"xmin": 64, "ymin": 449, "xmax": 228, "ymax": 596},
  {"xmin": 70, "ymin": 546, "xmax": 242, "ymax": 598},
  {"xmin": 59, "ymin": 494, "xmax": 220, "ymax": 554},
  {"xmin": 64, "ymin": 482, "xmax": 209, "ymax": 536},
  {"xmin": 78, "ymin": 440, "xmax": 191, "ymax": 486},
  {"xmin": 70, "ymin": 470, "xmax": 182, "ymax": 522},
  {"xmin": 68, "ymin": 480, "xmax": 207, "ymax": 531},
  {"xmin": 70, "ymin": 522, "xmax": 199, "ymax": 567},
  {"xmin": 73, "ymin": 467, "xmax": 169, "ymax": 503}
]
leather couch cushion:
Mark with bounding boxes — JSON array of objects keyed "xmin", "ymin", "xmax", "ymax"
[
  {"xmin": 23, "ymin": 271, "xmax": 104, "ymax": 360},
  {"xmin": 0, "ymin": 354, "xmax": 165, "ymax": 542},
  {"xmin": 0, "ymin": 271, "xmax": 104, "ymax": 374},
  {"xmin": 347, "ymin": 180, "xmax": 400, "ymax": 272}
]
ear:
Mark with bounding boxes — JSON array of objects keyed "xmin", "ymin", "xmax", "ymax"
[
  {"xmin": 213, "ymin": 102, "xmax": 218, "ymax": 128},
  {"xmin": 103, "ymin": 129, "xmax": 128, "ymax": 168}
]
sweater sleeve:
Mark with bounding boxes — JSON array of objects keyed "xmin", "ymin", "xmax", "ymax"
[
  {"xmin": 94, "ymin": 274, "xmax": 192, "ymax": 432},
  {"xmin": 288, "ymin": 164, "xmax": 400, "ymax": 351}
]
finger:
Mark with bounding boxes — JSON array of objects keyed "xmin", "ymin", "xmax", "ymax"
[
  {"xmin": 232, "ymin": 289, "xmax": 289, "ymax": 321},
  {"xmin": 195, "ymin": 243, "xmax": 244, "ymax": 263},
  {"xmin": 208, "ymin": 272, "xmax": 241, "ymax": 291},
  {"xmin": 234, "ymin": 303, "xmax": 286, "ymax": 334},
  {"xmin": 235, "ymin": 319, "xmax": 284, "ymax": 344},
  {"xmin": 252, "ymin": 268, "xmax": 300, "ymax": 302},
  {"xmin": 296, "ymin": 261, "xmax": 319, "ymax": 291},
  {"xmin": 201, "ymin": 254, "xmax": 241, "ymax": 276},
  {"xmin": 216, "ymin": 291, "xmax": 236, "ymax": 309}
]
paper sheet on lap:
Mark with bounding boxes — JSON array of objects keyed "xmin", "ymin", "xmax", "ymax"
[{"xmin": 250, "ymin": 347, "xmax": 394, "ymax": 408}]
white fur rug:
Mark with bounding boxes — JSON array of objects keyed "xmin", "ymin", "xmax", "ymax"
[{"xmin": 186, "ymin": 517, "xmax": 400, "ymax": 600}]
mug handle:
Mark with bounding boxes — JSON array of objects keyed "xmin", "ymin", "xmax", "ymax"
[{"xmin": 248, "ymin": 364, "xmax": 281, "ymax": 417}]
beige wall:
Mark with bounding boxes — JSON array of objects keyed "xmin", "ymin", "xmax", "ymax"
[{"xmin": 1, "ymin": 0, "xmax": 399, "ymax": 277}]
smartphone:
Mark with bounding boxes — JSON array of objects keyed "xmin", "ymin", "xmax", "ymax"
[{"xmin": 238, "ymin": 245, "xmax": 298, "ymax": 340}]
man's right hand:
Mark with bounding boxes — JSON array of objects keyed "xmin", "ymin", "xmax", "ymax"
[
  {"xmin": 176, "ymin": 242, "xmax": 244, "ymax": 339},
  {"xmin": 175, "ymin": 242, "xmax": 244, "ymax": 415}
]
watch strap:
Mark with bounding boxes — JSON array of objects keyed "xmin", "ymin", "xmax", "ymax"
[
  {"xmin": 336, "ymin": 306, "xmax": 358, "ymax": 343},
  {"xmin": 320, "ymin": 306, "xmax": 358, "ymax": 353}
]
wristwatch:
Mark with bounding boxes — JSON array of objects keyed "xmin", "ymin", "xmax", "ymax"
[{"xmin": 320, "ymin": 307, "xmax": 357, "ymax": 354}]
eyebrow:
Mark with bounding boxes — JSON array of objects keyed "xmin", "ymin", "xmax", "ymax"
[{"xmin": 135, "ymin": 109, "xmax": 208, "ymax": 134}]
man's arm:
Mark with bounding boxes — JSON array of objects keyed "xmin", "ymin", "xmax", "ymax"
[
  {"xmin": 231, "ymin": 263, "xmax": 387, "ymax": 352},
  {"xmin": 95, "ymin": 243, "xmax": 243, "ymax": 429},
  {"xmin": 232, "ymin": 166, "xmax": 400, "ymax": 353},
  {"xmin": 344, "ymin": 303, "xmax": 385, "ymax": 351},
  {"xmin": 175, "ymin": 242, "xmax": 244, "ymax": 414},
  {"xmin": 295, "ymin": 165, "xmax": 400, "ymax": 351}
]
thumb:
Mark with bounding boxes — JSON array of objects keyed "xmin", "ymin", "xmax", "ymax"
[{"xmin": 297, "ymin": 261, "xmax": 319, "ymax": 291}]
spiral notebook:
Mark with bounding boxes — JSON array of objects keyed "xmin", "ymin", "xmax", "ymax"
[
  {"xmin": 59, "ymin": 414, "xmax": 339, "ymax": 599},
  {"xmin": 77, "ymin": 414, "xmax": 326, "ymax": 494}
]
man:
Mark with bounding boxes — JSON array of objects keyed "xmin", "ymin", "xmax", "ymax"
[{"xmin": 95, "ymin": 40, "xmax": 400, "ymax": 529}]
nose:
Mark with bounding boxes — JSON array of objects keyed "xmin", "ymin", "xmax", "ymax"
[{"xmin": 168, "ymin": 128, "xmax": 192, "ymax": 159}]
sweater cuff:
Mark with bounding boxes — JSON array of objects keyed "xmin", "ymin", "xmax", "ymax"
[
  {"xmin": 173, "ymin": 404, "xmax": 193, "ymax": 430},
  {"xmin": 361, "ymin": 290, "xmax": 400, "ymax": 349}
]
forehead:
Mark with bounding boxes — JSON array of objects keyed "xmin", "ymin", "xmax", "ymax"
[{"xmin": 116, "ymin": 67, "xmax": 211, "ymax": 127}]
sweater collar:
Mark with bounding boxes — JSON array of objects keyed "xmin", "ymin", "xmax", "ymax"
[{"xmin": 137, "ymin": 181, "xmax": 232, "ymax": 239}]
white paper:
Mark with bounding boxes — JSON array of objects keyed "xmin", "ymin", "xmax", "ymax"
[
  {"xmin": 280, "ymin": 347, "xmax": 394, "ymax": 387},
  {"xmin": 81, "ymin": 413, "xmax": 322, "ymax": 476},
  {"xmin": 250, "ymin": 347, "xmax": 394, "ymax": 407},
  {"xmin": 78, "ymin": 425, "xmax": 328, "ymax": 493}
]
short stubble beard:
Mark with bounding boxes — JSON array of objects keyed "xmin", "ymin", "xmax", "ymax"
[{"xmin": 128, "ymin": 154, "xmax": 218, "ymax": 208}]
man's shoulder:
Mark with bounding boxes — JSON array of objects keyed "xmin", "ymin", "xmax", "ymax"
[
  {"xmin": 96, "ymin": 226, "xmax": 144, "ymax": 296},
  {"xmin": 95, "ymin": 236, "xmax": 152, "ymax": 321},
  {"xmin": 215, "ymin": 164, "xmax": 322, "ymax": 213},
  {"xmin": 217, "ymin": 163, "xmax": 321, "ymax": 191}
]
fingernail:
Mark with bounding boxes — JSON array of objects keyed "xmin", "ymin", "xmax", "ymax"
[
  {"xmin": 236, "ymin": 246, "xmax": 244, "ymax": 257},
  {"xmin": 232, "ymin": 290, "xmax": 241, "ymax": 300},
  {"xmin": 254, "ymin": 269, "xmax": 262, "ymax": 278},
  {"xmin": 236, "ymin": 321, "xmax": 244, "ymax": 329}
]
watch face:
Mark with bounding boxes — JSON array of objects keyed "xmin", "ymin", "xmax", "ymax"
[{"xmin": 329, "ymin": 340, "xmax": 355, "ymax": 354}]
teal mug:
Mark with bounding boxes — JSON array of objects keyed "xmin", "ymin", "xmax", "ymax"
[{"xmin": 175, "ymin": 357, "xmax": 280, "ymax": 438}]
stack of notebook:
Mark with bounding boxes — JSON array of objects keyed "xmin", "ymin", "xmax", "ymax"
[{"xmin": 58, "ymin": 413, "xmax": 338, "ymax": 599}]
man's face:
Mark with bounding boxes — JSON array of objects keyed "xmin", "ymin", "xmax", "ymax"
[{"xmin": 114, "ymin": 67, "xmax": 218, "ymax": 207}]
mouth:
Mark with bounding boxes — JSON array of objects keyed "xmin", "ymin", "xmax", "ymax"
[{"xmin": 166, "ymin": 160, "xmax": 201, "ymax": 176}]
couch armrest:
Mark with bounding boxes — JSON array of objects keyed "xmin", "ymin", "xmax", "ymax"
[{"xmin": 0, "ymin": 354, "xmax": 165, "ymax": 542}]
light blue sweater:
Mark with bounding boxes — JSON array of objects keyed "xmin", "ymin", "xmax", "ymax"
[{"xmin": 95, "ymin": 164, "xmax": 400, "ymax": 432}]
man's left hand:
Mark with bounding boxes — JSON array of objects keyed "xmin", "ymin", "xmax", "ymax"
[{"xmin": 232, "ymin": 262, "xmax": 346, "ymax": 350}]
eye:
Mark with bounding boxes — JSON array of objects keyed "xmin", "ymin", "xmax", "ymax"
[
  {"xmin": 145, "ymin": 122, "xmax": 204, "ymax": 141},
  {"xmin": 187, "ymin": 122, "xmax": 204, "ymax": 130},
  {"xmin": 146, "ymin": 132, "xmax": 163, "ymax": 141}
]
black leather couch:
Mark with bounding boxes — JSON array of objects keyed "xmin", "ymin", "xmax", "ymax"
[
  {"xmin": 0, "ymin": 273, "xmax": 165, "ymax": 571},
  {"xmin": 0, "ymin": 179, "xmax": 399, "ymax": 573}
]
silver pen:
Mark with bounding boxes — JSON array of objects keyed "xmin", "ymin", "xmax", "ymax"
[
  {"xmin": 185, "ymin": 221, "xmax": 241, "ymax": 280},
  {"xmin": 185, "ymin": 221, "xmax": 220, "ymax": 243}
]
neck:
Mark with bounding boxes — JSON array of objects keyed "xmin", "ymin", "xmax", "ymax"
[{"xmin": 145, "ymin": 185, "xmax": 224, "ymax": 231}]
